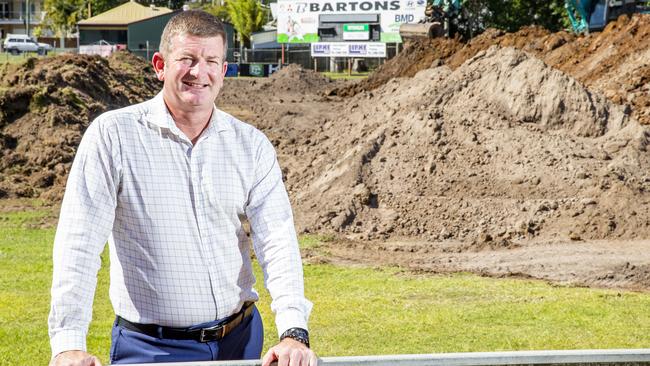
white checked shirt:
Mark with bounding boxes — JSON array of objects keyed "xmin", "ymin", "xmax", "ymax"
[{"xmin": 48, "ymin": 92, "xmax": 312, "ymax": 357}]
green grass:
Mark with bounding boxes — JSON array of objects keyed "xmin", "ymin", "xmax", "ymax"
[
  {"xmin": 0, "ymin": 51, "xmax": 52, "ymax": 65},
  {"xmin": 0, "ymin": 210, "xmax": 649, "ymax": 365},
  {"xmin": 322, "ymin": 71, "xmax": 370, "ymax": 80}
]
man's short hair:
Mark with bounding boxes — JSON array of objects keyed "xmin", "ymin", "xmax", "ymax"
[{"xmin": 160, "ymin": 10, "xmax": 228, "ymax": 58}]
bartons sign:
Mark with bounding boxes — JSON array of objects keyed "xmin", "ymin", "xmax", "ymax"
[
  {"xmin": 277, "ymin": 0, "xmax": 426, "ymax": 43},
  {"xmin": 306, "ymin": 1, "xmax": 400, "ymax": 12}
]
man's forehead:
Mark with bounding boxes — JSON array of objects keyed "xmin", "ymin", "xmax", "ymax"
[
  {"xmin": 168, "ymin": 33, "xmax": 225, "ymax": 58},
  {"xmin": 172, "ymin": 33, "xmax": 224, "ymax": 46}
]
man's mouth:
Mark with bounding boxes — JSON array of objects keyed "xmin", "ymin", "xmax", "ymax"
[{"xmin": 183, "ymin": 81, "xmax": 209, "ymax": 88}]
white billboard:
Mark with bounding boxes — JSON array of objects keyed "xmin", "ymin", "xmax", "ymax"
[
  {"xmin": 277, "ymin": 0, "xmax": 427, "ymax": 44},
  {"xmin": 311, "ymin": 42, "xmax": 387, "ymax": 57}
]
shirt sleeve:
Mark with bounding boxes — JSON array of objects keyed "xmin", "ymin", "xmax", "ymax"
[
  {"xmin": 48, "ymin": 119, "xmax": 120, "ymax": 357},
  {"xmin": 245, "ymin": 135, "xmax": 313, "ymax": 337}
]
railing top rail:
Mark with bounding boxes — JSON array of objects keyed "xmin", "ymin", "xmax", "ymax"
[{"xmin": 120, "ymin": 349, "xmax": 650, "ymax": 366}]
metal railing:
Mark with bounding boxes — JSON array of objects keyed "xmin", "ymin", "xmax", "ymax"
[
  {"xmin": 120, "ymin": 349, "xmax": 650, "ymax": 366},
  {"xmin": 0, "ymin": 11, "xmax": 45, "ymax": 22}
]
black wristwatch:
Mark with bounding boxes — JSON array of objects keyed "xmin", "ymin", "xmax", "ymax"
[{"xmin": 280, "ymin": 327, "xmax": 310, "ymax": 348}]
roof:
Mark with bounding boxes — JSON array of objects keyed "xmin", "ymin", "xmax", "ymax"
[{"xmin": 78, "ymin": 0, "xmax": 173, "ymax": 26}]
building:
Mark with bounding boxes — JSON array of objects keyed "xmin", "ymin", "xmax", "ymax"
[
  {"xmin": 78, "ymin": 0, "xmax": 176, "ymax": 57},
  {"xmin": 0, "ymin": 0, "xmax": 46, "ymax": 39},
  {"xmin": 77, "ymin": 1, "xmax": 236, "ymax": 60}
]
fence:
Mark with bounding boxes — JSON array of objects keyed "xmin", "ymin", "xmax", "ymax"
[
  {"xmin": 129, "ymin": 45, "xmax": 403, "ymax": 73},
  {"xmin": 119, "ymin": 349, "xmax": 650, "ymax": 366},
  {"xmin": 2, "ymin": 40, "xmax": 404, "ymax": 74},
  {"xmin": 232, "ymin": 44, "xmax": 402, "ymax": 73}
]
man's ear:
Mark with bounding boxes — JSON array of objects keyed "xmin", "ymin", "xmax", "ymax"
[
  {"xmin": 152, "ymin": 52, "xmax": 166, "ymax": 81},
  {"xmin": 221, "ymin": 61, "xmax": 228, "ymax": 77}
]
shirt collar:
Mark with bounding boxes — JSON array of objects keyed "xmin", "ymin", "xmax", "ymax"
[{"xmin": 145, "ymin": 91, "xmax": 233, "ymax": 137}]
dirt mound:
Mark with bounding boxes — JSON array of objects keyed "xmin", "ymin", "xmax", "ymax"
[
  {"xmin": 266, "ymin": 63, "xmax": 335, "ymax": 94},
  {"xmin": 334, "ymin": 37, "xmax": 464, "ymax": 97},
  {"xmin": 335, "ymin": 14, "xmax": 650, "ymax": 125},
  {"xmin": 280, "ymin": 46, "xmax": 650, "ymax": 245},
  {"xmin": 0, "ymin": 51, "xmax": 160, "ymax": 200}
]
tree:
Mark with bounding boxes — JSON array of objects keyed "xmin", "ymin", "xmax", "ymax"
[
  {"xmin": 91, "ymin": 0, "xmax": 123, "ymax": 15},
  {"xmin": 204, "ymin": 3, "xmax": 231, "ymax": 23},
  {"xmin": 225, "ymin": 0, "xmax": 267, "ymax": 47},
  {"xmin": 43, "ymin": 0, "xmax": 85, "ymax": 37},
  {"xmin": 452, "ymin": 0, "xmax": 569, "ymax": 39},
  {"xmin": 484, "ymin": 0, "xmax": 567, "ymax": 32}
]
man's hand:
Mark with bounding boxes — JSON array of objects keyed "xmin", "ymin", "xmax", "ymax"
[
  {"xmin": 262, "ymin": 337, "xmax": 318, "ymax": 366},
  {"xmin": 49, "ymin": 350, "xmax": 102, "ymax": 366}
]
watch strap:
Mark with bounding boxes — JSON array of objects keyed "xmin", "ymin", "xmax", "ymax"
[{"xmin": 280, "ymin": 327, "xmax": 310, "ymax": 348}]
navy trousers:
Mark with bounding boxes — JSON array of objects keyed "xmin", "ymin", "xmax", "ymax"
[{"xmin": 110, "ymin": 307, "xmax": 264, "ymax": 364}]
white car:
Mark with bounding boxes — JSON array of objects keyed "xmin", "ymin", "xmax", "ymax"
[{"xmin": 3, "ymin": 34, "xmax": 51, "ymax": 55}]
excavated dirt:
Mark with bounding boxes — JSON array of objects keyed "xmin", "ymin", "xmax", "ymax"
[
  {"xmin": 0, "ymin": 51, "xmax": 161, "ymax": 200},
  {"xmin": 335, "ymin": 14, "xmax": 650, "ymax": 125},
  {"xmin": 2, "ymin": 17, "xmax": 650, "ymax": 291}
]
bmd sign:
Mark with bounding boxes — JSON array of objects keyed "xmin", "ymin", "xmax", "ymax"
[{"xmin": 277, "ymin": 0, "xmax": 426, "ymax": 43}]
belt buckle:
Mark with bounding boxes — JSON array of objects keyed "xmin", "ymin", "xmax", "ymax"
[{"xmin": 199, "ymin": 324, "xmax": 226, "ymax": 343}]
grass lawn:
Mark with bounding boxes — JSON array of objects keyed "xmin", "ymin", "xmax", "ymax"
[
  {"xmin": 0, "ymin": 51, "xmax": 55, "ymax": 65},
  {"xmin": 0, "ymin": 207, "xmax": 649, "ymax": 365},
  {"xmin": 322, "ymin": 71, "xmax": 369, "ymax": 80}
]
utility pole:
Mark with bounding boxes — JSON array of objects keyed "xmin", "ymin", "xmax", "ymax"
[{"xmin": 25, "ymin": 0, "xmax": 30, "ymax": 36}]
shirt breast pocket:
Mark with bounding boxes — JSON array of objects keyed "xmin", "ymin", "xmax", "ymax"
[{"xmin": 203, "ymin": 166, "xmax": 249, "ymax": 217}]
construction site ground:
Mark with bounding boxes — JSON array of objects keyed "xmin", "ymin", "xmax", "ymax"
[{"xmin": 2, "ymin": 15, "xmax": 650, "ymax": 292}]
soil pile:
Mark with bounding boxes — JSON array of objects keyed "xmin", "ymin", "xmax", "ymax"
[
  {"xmin": 335, "ymin": 14, "xmax": 650, "ymax": 124},
  {"xmin": 0, "ymin": 51, "xmax": 160, "ymax": 199},
  {"xmin": 334, "ymin": 37, "xmax": 465, "ymax": 97},
  {"xmin": 218, "ymin": 65, "xmax": 341, "ymax": 171},
  {"xmin": 243, "ymin": 47, "xmax": 650, "ymax": 246}
]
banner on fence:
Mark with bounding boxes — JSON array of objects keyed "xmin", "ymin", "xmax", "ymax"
[{"xmin": 311, "ymin": 42, "xmax": 386, "ymax": 57}]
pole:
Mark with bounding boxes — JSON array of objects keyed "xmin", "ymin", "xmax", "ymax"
[
  {"xmin": 281, "ymin": 43, "xmax": 285, "ymax": 65},
  {"xmin": 25, "ymin": 0, "xmax": 30, "ymax": 37},
  {"xmin": 146, "ymin": 40, "xmax": 150, "ymax": 60}
]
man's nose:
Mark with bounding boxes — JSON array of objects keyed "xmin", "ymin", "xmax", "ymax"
[{"xmin": 189, "ymin": 60, "xmax": 207, "ymax": 77}]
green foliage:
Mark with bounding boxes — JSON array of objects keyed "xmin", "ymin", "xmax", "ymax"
[
  {"xmin": 143, "ymin": 0, "xmax": 184, "ymax": 10},
  {"xmin": 43, "ymin": 0, "xmax": 86, "ymax": 37},
  {"xmin": 204, "ymin": 2, "xmax": 232, "ymax": 23},
  {"xmin": 91, "ymin": 0, "xmax": 123, "ymax": 15},
  {"xmin": 225, "ymin": 0, "xmax": 268, "ymax": 47},
  {"xmin": 32, "ymin": 26, "xmax": 43, "ymax": 38},
  {"xmin": 455, "ymin": 0, "xmax": 570, "ymax": 39},
  {"xmin": 484, "ymin": 0, "xmax": 567, "ymax": 32}
]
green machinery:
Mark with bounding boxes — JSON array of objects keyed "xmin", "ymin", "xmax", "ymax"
[
  {"xmin": 398, "ymin": 0, "xmax": 463, "ymax": 40},
  {"xmin": 566, "ymin": 0, "xmax": 650, "ymax": 33}
]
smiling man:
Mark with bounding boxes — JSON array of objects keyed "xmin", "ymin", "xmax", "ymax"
[{"xmin": 48, "ymin": 10, "xmax": 316, "ymax": 366}]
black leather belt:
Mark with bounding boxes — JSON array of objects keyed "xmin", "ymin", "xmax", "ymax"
[{"xmin": 116, "ymin": 301, "xmax": 255, "ymax": 342}]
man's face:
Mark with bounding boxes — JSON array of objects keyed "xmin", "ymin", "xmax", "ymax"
[{"xmin": 153, "ymin": 33, "xmax": 228, "ymax": 112}]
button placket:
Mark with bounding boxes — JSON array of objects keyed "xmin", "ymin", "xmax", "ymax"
[{"xmin": 191, "ymin": 144, "xmax": 221, "ymax": 315}]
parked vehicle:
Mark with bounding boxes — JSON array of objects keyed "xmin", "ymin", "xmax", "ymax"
[{"xmin": 3, "ymin": 34, "xmax": 52, "ymax": 55}]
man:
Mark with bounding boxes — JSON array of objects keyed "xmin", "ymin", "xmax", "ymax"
[{"xmin": 48, "ymin": 10, "xmax": 316, "ymax": 366}]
